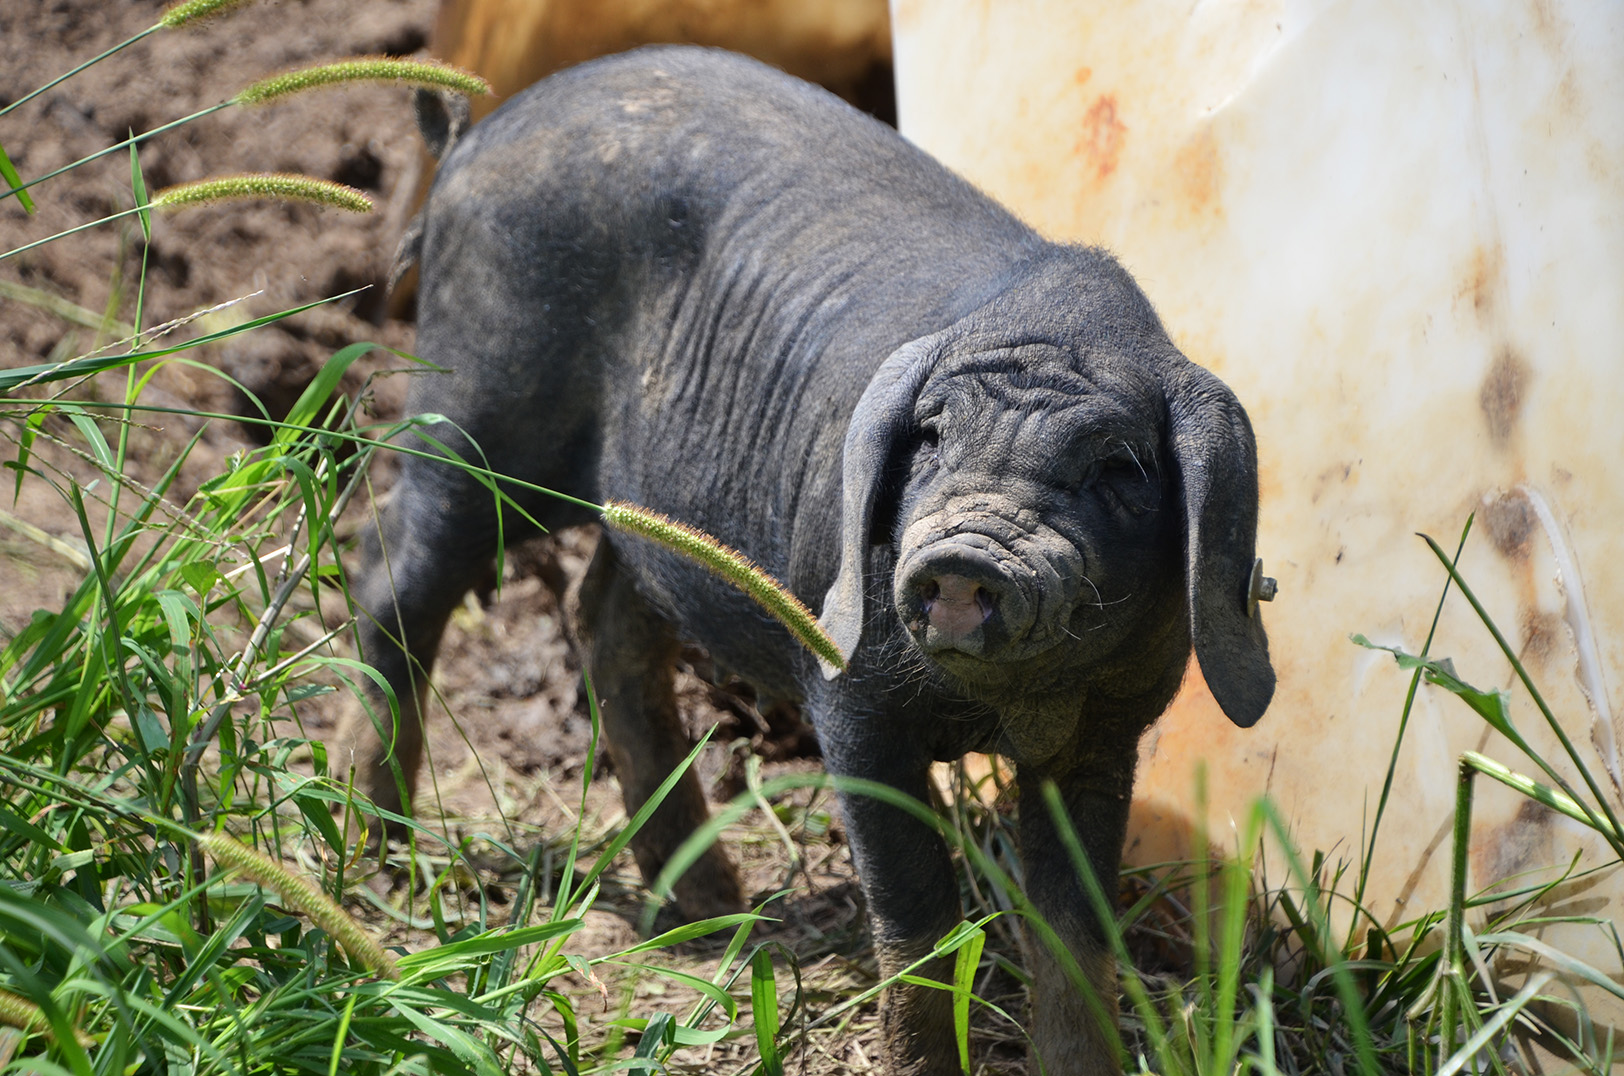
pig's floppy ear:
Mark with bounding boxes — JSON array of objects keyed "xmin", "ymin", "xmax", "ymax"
[
  {"xmin": 1162, "ymin": 361, "xmax": 1275, "ymax": 726},
  {"xmin": 817, "ymin": 334, "xmax": 946, "ymax": 678}
]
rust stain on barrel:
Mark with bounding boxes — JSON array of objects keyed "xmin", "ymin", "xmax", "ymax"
[
  {"xmin": 1480, "ymin": 345, "xmax": 1530, "ymax": 445},
  {"xmin": 1174, "ymin": 126, "xmax": 1223, "ymax": 219},
  {"xmin": 1077, "ymin": 94, "xmax": 1127, "ymax": 181},
  {"xmin": 1471, "ymin": 797, "xmax": 1554, "ymax": 893},
  {"xmin": 1459, "ymin": 244, "xmax": 1502, "ymax": 319},
  {"xmin": 1480, "ymin": 487, "xmax": 1535, "ymax": 560},
  {"xmin": 1520, "ymin": 609, "xmax": 1565, "ymax": 672}
]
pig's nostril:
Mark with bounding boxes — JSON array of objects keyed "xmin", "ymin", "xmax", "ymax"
[{"xmin": 915, "ymin": 573, "xmax": 998, "ymax": 636}]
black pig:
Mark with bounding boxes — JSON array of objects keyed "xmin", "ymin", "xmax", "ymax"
[{"xmin": 347, "ymin": 46, "xmax": 1274, "ymax": 1075}]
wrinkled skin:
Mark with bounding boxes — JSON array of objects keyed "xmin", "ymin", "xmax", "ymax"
[{"xmin": 343, "ymin": 46, "xmax": 1274, "ymax": 1076}]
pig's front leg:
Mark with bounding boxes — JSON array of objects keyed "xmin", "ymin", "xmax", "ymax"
[
  {"xmin": 812, "ymin": 694, "xmax": 962, "ymax": 1075},
  {"xmin": 1018, "ymin": 757, "xmax": 1137, "ymax": 1076}
]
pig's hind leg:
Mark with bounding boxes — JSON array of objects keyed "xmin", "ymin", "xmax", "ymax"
[
  {"xmin": 573, "ymin": 536, "xmax": 748, "ymax": 921},
  {"xmin": 342, "ymin": 441, "xmax": 537, "ymax": 841}
]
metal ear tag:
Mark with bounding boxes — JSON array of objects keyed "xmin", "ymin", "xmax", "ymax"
[{"xmin": 1247, "ymin": 557, "xmax": 1278, "ymax": 618}]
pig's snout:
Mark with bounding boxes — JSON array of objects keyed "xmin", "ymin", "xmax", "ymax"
[{"xmin": 898, "ymin": 548, "xmax": 1036, "ymax": 659}]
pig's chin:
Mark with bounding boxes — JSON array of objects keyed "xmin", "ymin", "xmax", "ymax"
[
  {"xmin": 896, "ymin": 590, "xmax": 1148, "ymax": 708},
  {"xmin": 902, "ymin": 622, "xmax": 1076, "ymax": 698}
]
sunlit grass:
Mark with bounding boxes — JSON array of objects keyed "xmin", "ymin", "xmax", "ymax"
[{"xmin": 1, "ymin": 7, "xmax": 1617, "ymax": 1075}]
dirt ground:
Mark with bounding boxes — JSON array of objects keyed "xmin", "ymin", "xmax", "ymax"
[{"xmin": 1, "ymin": 3, "xmax": 1034, "ymax": 1072}]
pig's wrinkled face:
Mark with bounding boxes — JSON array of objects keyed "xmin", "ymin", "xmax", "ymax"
[{"xmin": 890, "ymin": 344, "xmax": 1180, "ymax": 698}]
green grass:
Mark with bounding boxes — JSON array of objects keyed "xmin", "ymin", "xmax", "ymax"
[
  {"xmin": 0, "ymin": 317, "xmax": 790, "ymax": 1073},
  {"xmin": 3, "ymin": 6, "xmax": 1619, "ymax": 1074},
  {"xmin": 0, "ymin": 12, "xmax": 782, "ymax": 1074}
]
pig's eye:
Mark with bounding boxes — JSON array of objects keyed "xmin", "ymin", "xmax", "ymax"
[
  {"xmin": 916, "ymin": 422, "xmax": 941, "ymax": 461},
  {"xmin": 1079, "ymin": 448, "xmax": 1157, "ymax": 516}
]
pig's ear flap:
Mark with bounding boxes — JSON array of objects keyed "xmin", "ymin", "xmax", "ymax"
[
  {"xmin": 1161, "ymin": 360, "xmax": 1276, "ymax": 726},
  {"xmin": 413, "ymin": 88, "xmax": 471, "ymax": 160},
  {"xmin": 817, "ymin": 334, "xmax": 946, "ymax": 678}
]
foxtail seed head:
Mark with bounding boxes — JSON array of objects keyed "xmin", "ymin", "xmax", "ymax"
[
  {"xmin": 234, "ymin": 58, "xmax": 491, "ymax": 106},
  {"xmin": 197, "ymin": 832, "xmax": 399, "ymax": 980},
  {"xmin": 601, "ymin": 501, "xmax": 846, "ymax": 673},
  {"xmin": 159, "ymin": 0, "xmax": 256, "ymax": 27},
  {"xmin": 153, "ymin": 174, "xmax": 373, "ymax": 213},
  {"xmin": 0, "ymin": 987, "xmax": 94, "ymax": 1047}
]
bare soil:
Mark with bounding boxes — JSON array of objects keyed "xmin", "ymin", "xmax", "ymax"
[{"xmin": 0, "ymin": 4, "xmax": 1033, "ymax": 1073}]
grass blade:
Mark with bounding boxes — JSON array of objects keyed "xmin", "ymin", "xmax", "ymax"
[
  {"xmin": 750, "ymin": 946, "xmax": 782, "ymax": 1076},
  {"xmin": 0, "ymin": 137, "xmax": 35, "ymax": 214},
  {"xmin": 951, "ymin": 923, "xmax": 985, "ymax": 1073}
]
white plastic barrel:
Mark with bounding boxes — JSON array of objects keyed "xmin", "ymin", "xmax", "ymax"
[{"xmin": 892, "ymin": 0, "xmax": 1624, "ymax": 1016}]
